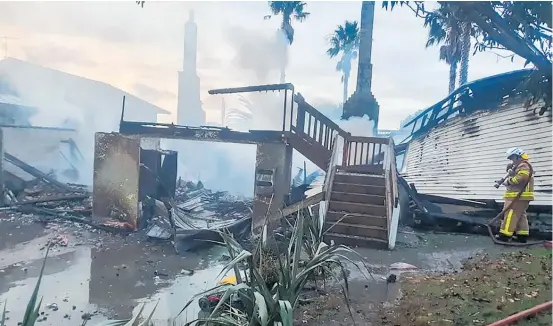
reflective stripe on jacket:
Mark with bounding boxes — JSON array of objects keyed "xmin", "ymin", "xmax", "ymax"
[{"xmin": 504, "ymin": 160, "xmax": 534, "ymax": 201}]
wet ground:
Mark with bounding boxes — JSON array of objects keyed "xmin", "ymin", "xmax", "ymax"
[
  {"xmin": 0, "ymin": 215, "xmax": 515, "ymax": 326},
  {"xmin": 293, "ymin": 230, "xmax": 518, "ymax": 325}
]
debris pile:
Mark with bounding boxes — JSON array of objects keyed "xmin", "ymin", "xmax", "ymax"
[
  {"xmin": 175, "ymin": 180, "xmax": 252, "ymax": 220},
  {"xmin": 146, "ymin": 179, "xmax": 253, "ymax": 250}
]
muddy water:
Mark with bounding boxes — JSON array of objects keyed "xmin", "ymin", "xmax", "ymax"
[{"xmin": 0, "ymin": 220, "xmax": 230, "ymax": 326}]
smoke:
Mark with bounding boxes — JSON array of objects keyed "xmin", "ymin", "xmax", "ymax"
[
  {"xmin": 0, "ymin": 58, "xmax": 116, "ymax": 186},
  {"xmin": 336, "ymin": 116, "xmax": 375, "ymax": 137},
  {"xmin": 166, "ymin": 23, "xmax": 293, "ymax": 196},
  {"xmin": 175, "ymin": 22, "xmax": 379, "ymax": 197},
  {"xmin": 225, "ymin": 25, "xmax": 287, "ymax": 84}
]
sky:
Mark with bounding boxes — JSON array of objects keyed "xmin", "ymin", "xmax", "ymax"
[{"xmin": 0, "ymin": 1, "xmax": 528, "ymax": 130}]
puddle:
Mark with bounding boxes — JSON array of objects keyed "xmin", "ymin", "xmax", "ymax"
[
  {"xmin": 131, "ymin": 264, "xmax": 225, "ymax": 325},
  {"xmin": 0, "ymin": 237, "xmax": 229, "ymax": 326},
  {"xmin": 0, "ymin": 227, "xmax": 516, "ymax": 325},
  {"xmin": 0, "ymin": 247, "xmax": 100, "ymax": 326}
]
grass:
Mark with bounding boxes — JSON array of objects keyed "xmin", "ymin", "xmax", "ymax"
[{"xmin": 380, "ymin": 247, "xmax": 552, "ymax": 326}]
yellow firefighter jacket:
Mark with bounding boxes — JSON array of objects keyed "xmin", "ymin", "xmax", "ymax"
[{"xmin": 504, "ymin": 160, "xmax": 534, "ymax": 201}]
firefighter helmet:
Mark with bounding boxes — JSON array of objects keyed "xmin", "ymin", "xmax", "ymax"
[{"xmin": 506, "ymin": 147, "xmax": 525, "ymax": 159}]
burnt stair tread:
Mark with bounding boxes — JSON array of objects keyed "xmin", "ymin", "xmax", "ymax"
[
  {"xmin": 325, "ymin": 211, "xmax": 388, "ymax": 228},
  {"xmin": 335, "ymin": 172, "xmax": 384, "ymax": 177},
  {"xmin": 331, "ymin": 191, "xmax": 385, "ymax": 198},
  {"xmin": 325, "ymin": 222, "xmax": 386, "ymax": 231},
  {"xmin": 324, "ymin": 232, "xmax": 389, "ymax": 248},
  {"xmin": 329, "ymin": 200, "xmax": 384, "ymax": 208},
  {"xmin": 326, "ymin": 211, "xmax": 387, "ymax": 219},
  {"xmin": 332, "ymin": 182, "xmax": 385, "ymax": 187}
]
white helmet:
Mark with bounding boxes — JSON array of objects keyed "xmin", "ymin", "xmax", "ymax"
[{"xmin": 506, "ymin": 147, "xmax": 525, "ymax": 159}]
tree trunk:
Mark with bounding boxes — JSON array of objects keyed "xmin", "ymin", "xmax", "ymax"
[
  {"xmin": 343, "ymin": 73, "xmax": 349, "ymax": 104},
  {"xmin": 355, "ymin": 1, "xmax": 375, "ymax": 93},
  {"xmin": 459, "ymin": 21, "xmax": 471, "ymax": 86},
  {"xmin": 449, "ymin": 61, "xmax": 457, "ymax": 94}
]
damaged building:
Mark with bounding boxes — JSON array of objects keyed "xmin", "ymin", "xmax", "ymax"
[
  {"xmin": 0, "ymin": 57, "xmax": 170, "ymax": 185},
  {"xmin": 396, "ymin": 69, "xmax": 552, "ymax": 237}
]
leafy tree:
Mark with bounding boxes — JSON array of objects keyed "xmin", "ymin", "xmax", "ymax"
[
  {"xmin": 383, "ymin": 1, "xmax": 552, "ymax": 110},
  {"xmin": 265, "ymin": 1, "xmax": 310, "ymax": 83},
  {"xmin": 326, "ymin": 20, "xmax": 360, "ymax": 105}
]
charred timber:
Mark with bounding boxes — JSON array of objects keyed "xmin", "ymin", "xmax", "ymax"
[
  {"xmin": 119, "ymin": 121, "xmax": 283, "ymax": 144},
  {"xmin": 208, "ymin": 83, "xmax": 294, "ymax": 95}
]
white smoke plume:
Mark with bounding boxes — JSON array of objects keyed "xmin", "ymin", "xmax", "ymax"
[{"xmin": 175, "ymin": 22, "xmax": 378, "ymax": 196}]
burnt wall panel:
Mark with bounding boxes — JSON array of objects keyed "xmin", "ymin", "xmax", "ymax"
[
  {"xmin": 92, "ymin": 132, "xmax": 140, "ymax": 230},
  {"xmin": 139, "ymin": 149, "xmax": 161, "ymax": 201},
  {"xmin": 158, "ymin": 151, "xmax": 177, "ymax": 199},
  {"xmin": 252, "ymin": 143, "xmax": 293, "ymax": 234},
  {"xmin": 402, "ymin": 102, "xmax": 553, "ymax": 206}
]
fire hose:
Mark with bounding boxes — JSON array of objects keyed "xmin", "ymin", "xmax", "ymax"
[
  {"xmin": 486, "ymin": 301, "xmax": 553, "ymax": 326},
  {"xmin": 487, "ymin": 162, "xmax": 546, "ymax": 247}
]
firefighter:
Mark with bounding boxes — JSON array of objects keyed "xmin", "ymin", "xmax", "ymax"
[{"xmin": 495, "ymin": 147, "xmax": 534, "ymax": 243}]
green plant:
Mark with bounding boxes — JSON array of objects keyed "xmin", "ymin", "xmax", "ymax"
[
  {"xmin": 179, "ymin": 211, "xmax": 372, "ymax": 326},
  {"xmin": 0, "ymin": 300, "xmax": 6, "ymax": 326}
]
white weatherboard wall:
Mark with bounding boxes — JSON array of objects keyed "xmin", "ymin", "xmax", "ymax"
[
  {"xmin": 2, "ymin": 126, "xmax": 76, "ymax": 181},
  {"xmin": 401, "ymin": 102, "xmax": 552, "ymax": 206}
]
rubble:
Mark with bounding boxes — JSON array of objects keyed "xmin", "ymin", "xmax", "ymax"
[{"xmin": 145, "ymin": 180, "xmax": 254, "ymax": 253}]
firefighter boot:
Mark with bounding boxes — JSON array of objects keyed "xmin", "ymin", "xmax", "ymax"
[
  {"xmin": 495, "ymin": 234, "xmax": 511, "ymax": 243},
  {"xmin": 512, "ymin": 234, "xmax": 528, "ymax": 243}
]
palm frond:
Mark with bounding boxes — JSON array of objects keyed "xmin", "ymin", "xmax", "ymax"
[
  {"xmin": 267, "ymin": 1, "xmax": 309, "ymax": 44},
  {"xmin": 0, "ymin": 301, "xmax": 6, "ymax": 326},
  {"xmin": 21, "ymin": 246, "xmax": 49, "ymax": 326},
  {"xmin": 326, "ymin": 20, "xmax": 360, "ymax": 58}
]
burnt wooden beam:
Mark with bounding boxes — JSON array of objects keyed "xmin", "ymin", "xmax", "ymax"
[
  {"xmin": 119, "ymin": 121, "xmax": 284, "ymax": 144},
  {"xmin": 208, "ymin": 83, "xmax": 294, "ymax": 95}
]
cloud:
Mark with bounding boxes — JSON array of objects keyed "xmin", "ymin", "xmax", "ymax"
[
  {"xmin": 133, "ymin": 83, "xmax": 176, "ymax": 102},
  {"xmin": 21, "ymin": 44, "xmax": 97, "ymax": 68},
  {"xmin": 0, "ymin": 0, "xmax": 529, "ymax": 132}
]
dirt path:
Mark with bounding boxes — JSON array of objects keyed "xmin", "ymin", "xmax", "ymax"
[{"xmin": 380, "ymin": 247, "xmax": 552, "ymax": 326}]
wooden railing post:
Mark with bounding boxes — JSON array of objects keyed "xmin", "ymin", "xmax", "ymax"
[
  {"xmin": 342, "ymin": 138, "xmax": 349, "ymax": 166},
  {"xmin": 296, "ymin": 102, "xmax": 306, "ymax": 133}
]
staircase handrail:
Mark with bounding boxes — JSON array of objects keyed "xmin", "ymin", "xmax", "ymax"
[
  {"xmin": 389, "ymin": 137, "xmax": 399, "ymax": 208},
  {"xmin": 294, "ymin": 93, "xmax": 350, "ymax": 139},
  {"xmin": 323, "ymin": 134, "xmax": 342, "ymax": 201},
  {"xmin": 384, "ymin": 137, "xmax": 399, "ymax": 247}
]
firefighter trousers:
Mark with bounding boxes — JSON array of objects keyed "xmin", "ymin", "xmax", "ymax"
[{"xmin": 499, "ymin": 199, "xmax": 530, "ymax": 237}]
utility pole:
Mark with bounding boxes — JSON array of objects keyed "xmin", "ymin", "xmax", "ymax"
[{"xmin": 1, "ymin": 36, "xmax": 18, "ymax": 59}]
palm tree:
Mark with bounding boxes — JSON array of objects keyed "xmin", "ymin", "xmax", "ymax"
[
  {"xmin": 327, "ymin": 20, "xmax": 360, "ymax": 105},
  {"xmin": 355, "ymin": 1, "xmax": 376, "ymax": 95},
  {"xmin": 458, "ymin": 21, "xmax": 471, "ymax": 86},
  {"xmin": 265, "ymin": 1, "xmax": 310, "ymax": 83},
  {"xmin": 424, "ymin": 5, "xmax": 464, "ymax": 94}
]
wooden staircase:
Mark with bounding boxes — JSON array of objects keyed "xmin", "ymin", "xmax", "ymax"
[
  {"xmin": 324, "ymin": 166, "xmax": 390, "ymax": 249},
  {"xmin": 281, "ymin": 91, "xmax": 399, "ymax": 249}
]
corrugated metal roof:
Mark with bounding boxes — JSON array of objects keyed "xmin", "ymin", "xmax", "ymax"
[{"xmin": 401, "ymin": 101, "xmax": 552, "ymax": 206}]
